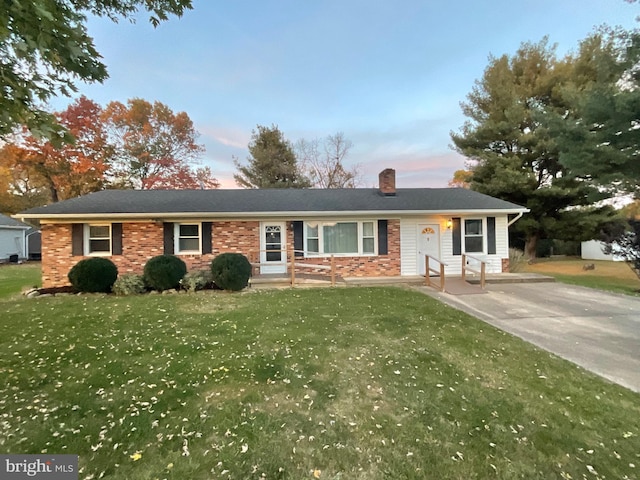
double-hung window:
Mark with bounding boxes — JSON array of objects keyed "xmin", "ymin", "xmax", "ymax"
[
  {"xmin": 175, "ymin": 223, "xmax": 201, "ymax": 254},
  {"xmin": 305, "ymin": 221, "xmax": 376, "ymax": 256},
  {"xmin": 85, "ymin": 224, "xmax": 111, "ymax": 255},
  {"xmin": 362, "ymin": 222, "xmax": 375, "ymax": 254},
  {"xmin": 464, "ymin": 219, "xmax": 484, "ymax": 253}
]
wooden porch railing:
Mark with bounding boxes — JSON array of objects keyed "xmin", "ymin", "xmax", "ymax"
[
  {"xmin": 461, "ymin": 254, "xmax": 486, "ymax": 289},
  {"xmin": 248, "ymin": 249, "xmax": 337, "ymax": 286},
  {"xmin": 424, "ymin": 255, "xmax": 447, "ymax": 292},
  {"xmin": 290, "ymin": 250, "xmax": 336, "ymax": 286}
]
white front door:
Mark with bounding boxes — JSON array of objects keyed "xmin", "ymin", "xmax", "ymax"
[
  {"xmin": 260, "ymin": 222, "xmax": 287, "ymax": 274},
  {"xmin": 417, "ymin": 224, "xmax": 440, "ymax": 275}
]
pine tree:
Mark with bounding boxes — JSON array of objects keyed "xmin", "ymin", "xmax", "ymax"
[
  {"xmin": 451, "ymin": 38, "xmax": 618, "ymax": 258},
  {"xmin": 234, "ymin": 125, "xmax": 310, "ymax": 189}
]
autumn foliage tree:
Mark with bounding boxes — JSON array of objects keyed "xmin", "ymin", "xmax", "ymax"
[
  {"xmin": 0, "ymin": 96, "xmax": 111, "ymax": 208},
  {"xmin": 0, "ymin": 97, "xmax": 218, "ymax": 213},
  {"xmin": 448, "ymin": 169, "xmax": 472, "ymax": 188},
  {"xmin": 103, "ymin": 98, "xmax": 217, "ymax": 189}
]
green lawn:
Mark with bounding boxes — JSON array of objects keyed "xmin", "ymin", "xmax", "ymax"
[
  {"xmin": 0, "ymin": 262, "xmax": 41, "ymax": 298},
  {"xmin": 524, "ymin": 258, "xmax": 640, "ymax": 296},
  {"xmin": 1, "ymin": 287, "xmax": 639, "ymax": 479}
]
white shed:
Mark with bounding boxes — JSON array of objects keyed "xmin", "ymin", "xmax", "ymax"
[
  {"xmin": 581, "ymin": 240, "xmax": 624, "ymax": 262},
  {"xmin": 0, "ymin": 214, "xmax": 32, "ymax": 261}
]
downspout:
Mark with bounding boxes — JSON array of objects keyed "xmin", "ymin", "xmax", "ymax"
[
  {"xmin": 25, "ymin": 230, "xmax": 39, "ymax": 260},
  {"xmin": 507, "ymin": 212, "xmax": 524, "ymax": 227}
]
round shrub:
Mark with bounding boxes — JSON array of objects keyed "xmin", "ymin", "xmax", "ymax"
[
  {"xmin": 210, "ymin": 253, "xmax": 252, "ymax": 291},
  {"xmin": 112, "ymin": 274, "xmax": 147, "ymax": 296},
  {"xmin": 143, "ymin": 255, "xmax": 187, "ymax": 291},
  {"xmin": 68, "ymin": 257, "xmax": 118, "ymax": 293}
]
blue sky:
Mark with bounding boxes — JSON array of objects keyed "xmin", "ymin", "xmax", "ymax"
[{"xmin": 57, "ymin": 0, "xmax": 638, "ymax": 188}]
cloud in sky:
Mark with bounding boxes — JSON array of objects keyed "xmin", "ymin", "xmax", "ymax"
[{"xmin": 53, "ymin": 0, "xmax": 638, "ymax": 190}]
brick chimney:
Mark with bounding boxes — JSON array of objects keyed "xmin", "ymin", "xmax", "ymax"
[{"xmin": 378, "ymin": 168, "xmax": 396, "ymax": 196}]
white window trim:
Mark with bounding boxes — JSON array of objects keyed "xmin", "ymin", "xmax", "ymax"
[
  {"xmin": 362, "ymin": 221, "xmax": 376, "ymax": 254},
  {"xmin": 84, "ymin": 223, "xmax": 112, "ymax": 256},
  {"xmin": 304, "ymin": 220, "xmax": 378, "ymax": 257},
  {"xmin": 174, "ymin": 222, "xmax": 202, "ymax": 255},
  {"xmin": 462, "ymin": 218, "xmax": 486, "ymax": 254}
]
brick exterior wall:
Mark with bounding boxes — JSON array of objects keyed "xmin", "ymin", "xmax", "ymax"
[
  {"xmin": 41, "ymin": 219, "xmax": 402, "ymax": 287},
  {"xmin": 502, "ymin": 257, "xmax": 510, "ymax": 273},
  {"xmin": 41, "ymin": 224, "xmax": 74, "ymax": 288}
]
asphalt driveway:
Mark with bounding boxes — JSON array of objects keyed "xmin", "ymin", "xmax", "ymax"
[{"xmin": 419, "ymin": 282, "xmax": 640, "ymax": 392}]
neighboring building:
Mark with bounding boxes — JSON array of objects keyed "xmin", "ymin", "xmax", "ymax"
[
  {"xmin": 0, "ymin": 213, "xmax": 33, "ymax": 261},
  {"xmin": 581, "ymin": 240, "xmax": 624, "ymax": 262},
  {"xmin": 16, "ymin": 169, "xmax": 528, "ymax": 288}
]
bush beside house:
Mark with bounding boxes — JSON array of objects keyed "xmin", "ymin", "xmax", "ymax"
[
  {"xmin": 143, "ymin": 255, "xmax": 187, "ymax": 291},
  {"xmin": 68, "ymin": 257, "xmax": 118, "ymax": 293},
  {"xmin": 210, "ymin": 253, "xmax": 252, "ymax": 291}
]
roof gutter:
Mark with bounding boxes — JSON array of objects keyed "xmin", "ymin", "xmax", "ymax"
[
  {"xmin": 507, "ymin": 211, "xmax": 525, "ymax": 227},
  {"xmin": 16, "ymin": 207, "xmax": 530, "ymax": 222},
  {"xmin": 0, "ymin": 224, "xmax": 31, "ymax": 230}
]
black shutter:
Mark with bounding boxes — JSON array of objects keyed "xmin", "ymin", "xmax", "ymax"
[
  {"xmin": 163, "ymin": 223, "xmax": 174, "ymax": 254},
  {"xmin": 111, "ymin": 223, "xmax": 123, "ymax": 255},
  {"xmin": 487, "ymin": 217, "xmax": 496, "ymax": 254},
  {"xmin": 201, "ymin": 222, "xmax": 212, "ymax": 254},
  {"xmin": 378, "ymin": 220, "xmax": 388, "ymax": 255},
  {"xmin": 72, "ymin": 224, "xmax": 84, "ymax": 256},
  {"xmin": 292, "ymin": 221, "xmax": 304, "ymax": 257},
  {"xmin": 452, "ymin": 217, "xmax": 461, "ymax": 256}
]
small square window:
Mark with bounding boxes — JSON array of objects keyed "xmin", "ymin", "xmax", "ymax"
[
  {"xmin": 86, "ymin": 224, "xmax": 111, "ymax": 255},
  {"xmin": 175, "ymin": 223, "xmax": 201, "ymax": 254}
]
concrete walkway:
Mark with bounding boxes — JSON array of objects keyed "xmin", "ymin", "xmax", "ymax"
[{"xmin": 417, "ymin": 282, "xmax": 640, "ymax": 393}]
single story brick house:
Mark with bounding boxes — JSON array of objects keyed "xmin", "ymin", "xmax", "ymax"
[{"xmin": 16, "ymin": 169, "xmax": 528, "ymax": 288}]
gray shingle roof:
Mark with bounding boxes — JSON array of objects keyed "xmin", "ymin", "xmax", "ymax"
[
  {"xmin": 18, "ymin": 188, "xmax": 527, "ymax": 218},
  {"xmin": 0, "ymin": 213, "xmax": 31, "ymax": 228}
]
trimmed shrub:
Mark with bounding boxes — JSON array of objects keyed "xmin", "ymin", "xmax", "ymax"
[
  {"xmin": 181, "ymin": 269, "xmax": 215, "ymax": 292},
  {"xmin": 143, "ymin": 255, "xmax": 187, "ymax": 291},
  {"xmin": 68, "ymin": 257, "xmax": 118, "ymax": 293},
  {"xmin": 112, "ymin": 274, "xmax": 147, "ymax": 296},
  {"xmin": 210, "ymin": 253, "xmax": 252, "ymax": 291}
]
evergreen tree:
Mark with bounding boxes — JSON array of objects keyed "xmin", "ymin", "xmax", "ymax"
[
  {"xmin": 451, "ymin": 38, "xmax": 618, "ymax": 258},
  {"xmin": 544, "ymin": 30, "xmax": 640, "ymax": 196},
  {"xmin": 234, "ymin": 125, "xmax": 310, "ymax": 189}
]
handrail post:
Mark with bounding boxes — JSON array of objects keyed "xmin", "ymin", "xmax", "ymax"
[
  {"xmin": 425, "ymin": 255, "xmax": 430, "ymax": 287},
  {"xmin": 461, "ymin": 254, "xmax": 466, "ymax": 282},
  {"xmin": 480, "ymin": 261, "xmax": 486, "ymax": 289},
  {"xmin": 251, "ymin": 249, "xmax": 257, "ymax": 276},
  {"xmin": 440, "ymin": 262, "xmax": 446, "ymax": 292},
  {"xmin": 330, "ymin": 255, "xmax": 335, "ymax": 286},
  {"xmin": 290, "ymin": 248, "xmax": 295, "ymax": 286}
]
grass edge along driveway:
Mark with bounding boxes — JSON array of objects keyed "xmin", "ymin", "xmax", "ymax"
[{"xmin": 1, "ymin": 287, "xmax": 639, "ymax": 480}]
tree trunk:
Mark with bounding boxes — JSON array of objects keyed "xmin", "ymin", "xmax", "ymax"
[
  {"xmin": 524, "ymin": 233, "xmax": 539, "ymax": 260},
  {"xmin": 47, "ymin": 178, "xmax": 59, "ymax": 203}
]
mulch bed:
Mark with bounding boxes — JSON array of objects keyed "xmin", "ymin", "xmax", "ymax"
[{"xmin": 37, "ymin": 285, "xmax": 76, "ymax": 295}]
